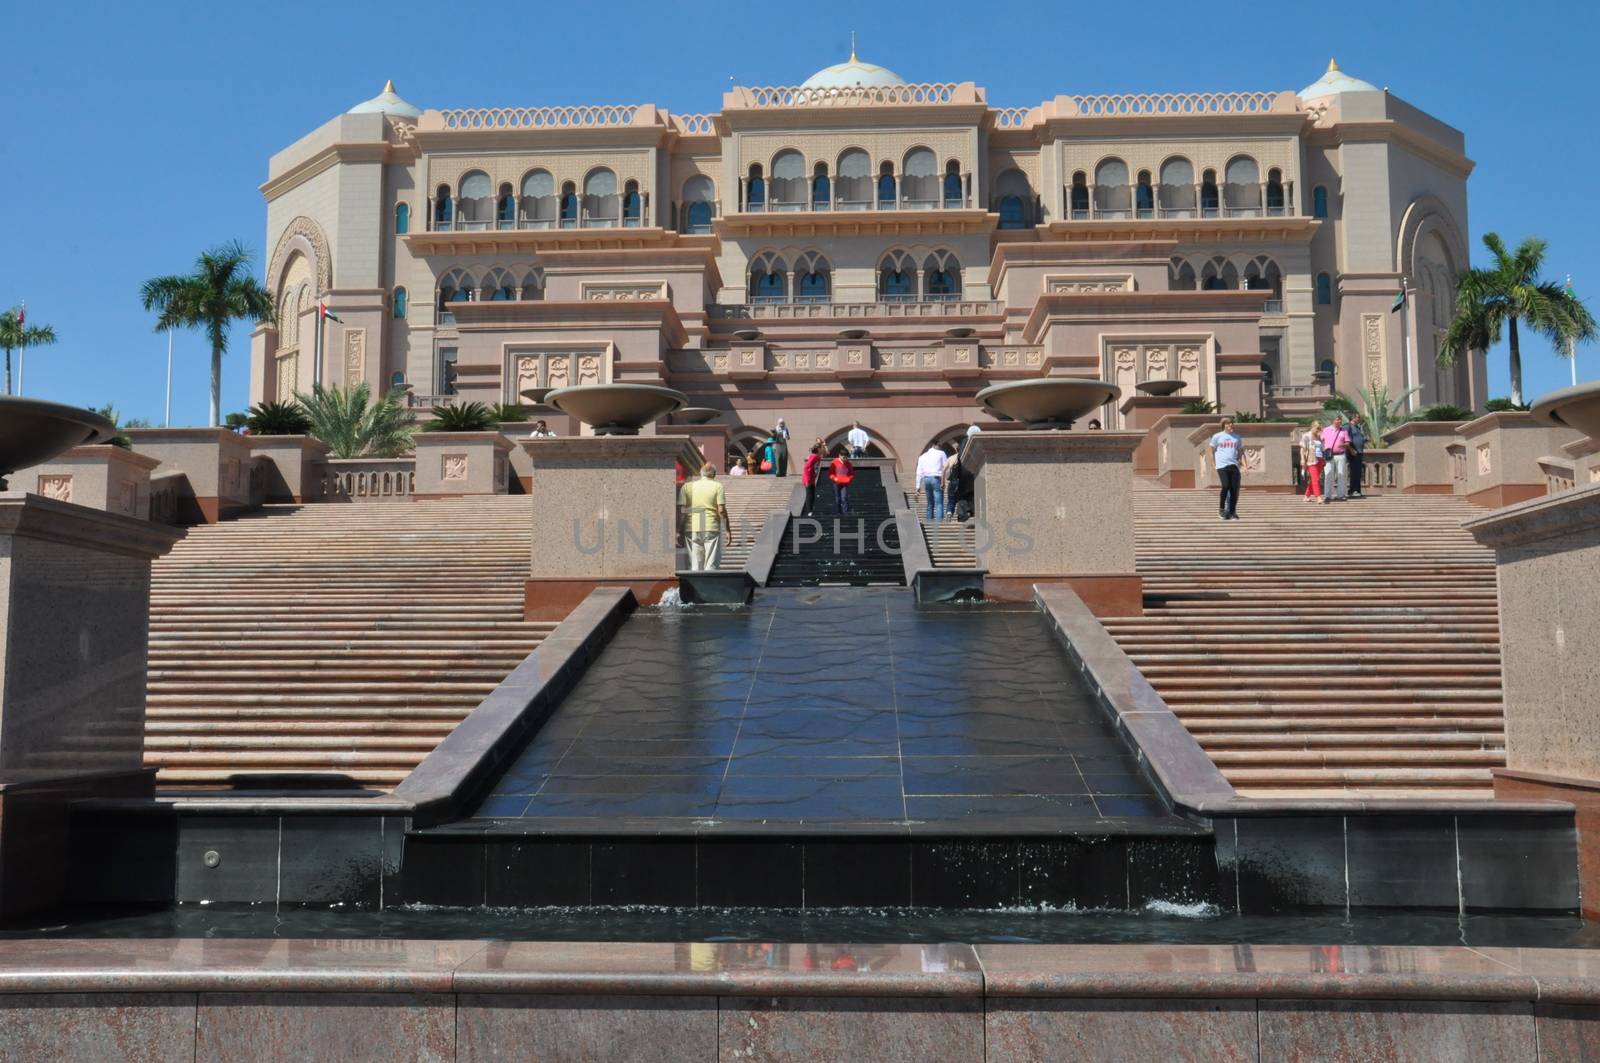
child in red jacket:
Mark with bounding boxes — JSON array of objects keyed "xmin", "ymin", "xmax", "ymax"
[{"xmin": 828, "ymin": 448, "xmax": 854, "ymax": 515}]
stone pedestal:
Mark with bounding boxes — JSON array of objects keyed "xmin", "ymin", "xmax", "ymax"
[
  {"xmin": 250, "ymin": 436, "xmax": 329, "ymax": 504},
  {"xmin": 124, "ymin": 427, "xmax": 257, "ymax": 523},
  {"xmin": 523, "ymin": 437, "xmax": 682, "ymax": 620},
  {"xmin": 1214, "ymin": 351, "xmax": 1266, "ymax": 416},
  {"xmin": 14, "ymin": 445, "xmax": 161, "ymax": 520},
  {"xmin": 1120, "ymin": 396, "xmax": 1189, "ymax": 477},
  {"xmin": 1467, "ymin": 485, "xmax": 1600, "ymax": 916},
  {"xmin": 1148, "ymin": 414, "xmax": 1216, "ymax": 489},
  {"xmin": 1384, "ymin": 421, "xmax": 1465, "ymax": 493},
  {"xmin": 412, "ymin": 432, "xmax": 513, "ymax": 499},
  {"xmin": 966, "ymin": 432, "xmax": 1142, "ymax": 616},
  {"xmin": 1456, "ymin": 412, "xmax": 1583, "ymax": 508},
  {"xmin": 0, "ymin": 493, "xmax": 182, "ymax": 918}
]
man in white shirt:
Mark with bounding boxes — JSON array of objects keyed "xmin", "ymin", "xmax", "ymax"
[
  {"xmin": 915, "ymin": 443, "xmax": 949, "ymax": 521},
  {"xmin": 846, "ymin": 422, "xmax": 870, "ymax": 457}
]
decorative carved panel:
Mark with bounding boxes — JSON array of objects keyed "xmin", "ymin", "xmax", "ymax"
[
  {"xmin": 954, "ymin": 347, "xmax": 972, "ymax": 364},
  {"xmin": 1146, "ymin": 348, "xmax": 1169, "ymax": 377},
  {"xmin": 713, "ymin": 353, "xmax": 729, "ymax": 372},
  {"xmin": 443, "ymin": 454, "xmax": 469, "ymax": 481},
  {"xmin": 344, "ymin": 329, "xmax": 366, "ymax": 387},
  {"xmin": 515, "ymin": 356, "xmax": 540, "ymax": 396},
  {"xmin": 1477, "ymin": 444, "xmax": 1492, "ymax": 477},
  {"xmin": 266, "ymin": 215, "xmax": 332, "ymax": 298},
  {"xmin": 118, "ymin": 482, "xmax": 138, "ymax": 516},
  {"xmin": 578, "ymin": 355, "xmax": 600, "ymax": 384},
  {"xmin": 276, "ymin": 353, "xmax": 297, "ymax": 400},
  {"xmin": 547, "ymin": 355, "xmax": 570, "ymax": 388},
  {"xmin": 1242, "ymin": 447, "xmax": 1265, "ymax": 474},
  {"xmin": 816, "ymin": 352, "xmax": 832, "ymax": 368},
  {"xmin": 38, "ymin": 475, "xmax": 71, "ymax": 502},
  {"xmin": 1362, "ymin": 313, "xmax": 1387, "ymax": 390}
]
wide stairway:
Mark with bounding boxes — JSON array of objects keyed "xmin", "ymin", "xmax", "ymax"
[
  {"xmin": 146, "ymin": 497, "xmax": 554, "ymax": 791},
  {"xmin": 716, "ymin": 476, "xmax": 795, "ymax": 571},
  {"xmin": 767, "ymin": 467, "xmax": 904, "ymax": 586},
  {"xmin": 1108, "ymin": 486, "xmax": 1504, "ymax": 800},
  {"xmin": 905, "ymin": 487, "xmax": 979, "ymax": 567}
]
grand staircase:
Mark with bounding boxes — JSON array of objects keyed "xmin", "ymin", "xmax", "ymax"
[
  {"xmin": 145, "ymin": 497, "xmax": 553, "ymax": 791},
  {"xmin": 716, "ymin": 476, "xmax": 795, "ymax": 571},
  {"xmin": 1109, "ymin": 487, "xmax": 1504, "ymax": 799},
  {"xmin": 905, "ymin": 488, "xmax": 979, "ymax": 567}
]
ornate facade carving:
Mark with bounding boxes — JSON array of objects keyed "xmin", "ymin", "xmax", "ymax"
[
  {"xmin": 578, "ymin": 355, "xmax": 601, "ymax": 384},
  {"xmin": 1242, "ymin": 447, "xmax": 1266, "ymax": 474},
  {"xmin": 442, "ymin": 454, "xmax": 469, "ymax": 481},
  {"xmin": 1362, "ymin": 313, "xmax": 1387, "ymax": 390},
  {"xmin": 343, "ymin": 329, "xmax": 366, "ymax": 387},
  {"xmin": 1477, "ymin": 444, "xmax": 1492, "ymax": 477},
  {"xmin": 276, "ymin": 354, "xmax": 298, "ymax": 400},
  {"xmin": 38, "ymin": 475, "xmax": 72, "ymax": 502},
  {"xmin": 266, "ymin": 216, "xmax": 332, "ymax": 298}
]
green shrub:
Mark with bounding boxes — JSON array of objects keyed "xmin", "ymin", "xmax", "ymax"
[
  {"xmin": 1413, "ymin": 404, "xmax": 1473, "ymax": 422},
  {"xmin": 246, "ymin": 400, "xmax": 312, "ymax": 436},
  {"xmin": 1230, "ymin": 411, "xmax": 1268, "ymax": 423},
  {"xmin": 423, "ymin": 402, "xmax": 497, "ymax": 432},
  {"xmin": 1181, "ymin": 398, "xmax": 1219, "ymax": 414},
  {"xmin": 1321, "ymin": 395, "xmax": 1358, "ymax": 415},
  {"xmin": 224, "ymin": 411, "xmax": 250, "ymax": 431},
  {"xmin": 489, "ymin": 403, "xmax": 529, "ymax": 423},
  {"xmin": 295, "ymin": 383, "xmax": 414, "ymax": 458},
  {"xmin": 1484, "ymin": 397, "xmax": 1530, "ymax": 413}
]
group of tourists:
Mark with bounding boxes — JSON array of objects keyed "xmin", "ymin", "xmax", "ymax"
[
  {"xmin": 914, "ymin": 425, "xmax": 980, "ymax": 522},
  {"xmin": 1299, "ymin": 412, "xmax": 1368, "ymax": 503},
  {"xmin": 1207, "ymin": 410, "xmax": 1372, "ymax": 520},
  {"xmin": 729, "ymin": 418, "xmax": 793, "ymax": 478}
]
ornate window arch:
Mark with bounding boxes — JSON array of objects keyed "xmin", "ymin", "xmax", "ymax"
[
  {"xmin": 1168, "ymin": 256, "xmax": 1198, "ymax": 291},
  {"xmin": 582, "ymin": 168, "xmax": 618, "ymax": 226},
  {"xmin": 1265, "ymin": 168, "xmax": 1285, "ymax": 216},
  {"xmin": 1200, "ymin": 169, "xmax": 1219, "ymax": 217},
  {"xmin": 770, "ymin": 150, "xmax": 806, "ymax": 208},
  {"xmin": 836, "ymin": 148, "xmax": 871, "ymax": 207},
  {"xmin": 1159, "ymin": 157, "xmax": 1195, "ymax": 217},
  {"xmin": 1244, "ymin": 255, "xmax": 1282, "ymax": 298},
  {"xmin": 811, "ymin": 161, "xmax": 831, "ymax": 210},
  {"xmin": 1069, "ymin": 171, "xmax": 1089, "ymax": 218},
  {"xmin": 559, "ymin": 181, "xmax": 578, "ymax": 227},
  {"xmin": 393, "ymin": 286, "xmax": 407, "ymax": 319},
  {"xmin": 995, "ymin": 168, "xmax": 1032, "ymax": 228},
  {"xmin": 520, "ymin": 169, "xmax": 556, "ymax": 228},
  {"xmin": 483, "ymin": 267, "xmax": 517, "ymax": 301},
  {"xmin": 746, "ymin": 163, "xmax": 766, "ymax": 210},
  {"xmin": 1093, "ymin": 157, "xmax": 1130, "ymax": 217},
  {"xmin": 877, "ymin": 160, "xmax": 898, "ymax": 208},
  {"xmin": 458, "ymin": 171, "xmax": 492, "ymax": 230},
  {"xmin": 1223, "ymin": 155, "xmax": 1261, "ymax": 215},
  {"xmin": 902, "ymin": 147, "xmax": 937, "ymax": 207},
  {"xmin": 394, "ymin": 202, "xmax": 410, "ymax": 234},
  {"xmin": 267, "ymin": 217, "xmax": 332, "ymax": 302},
  {"xmin": 681, "ymin": 175, "xmax": 715, "ymax": 232},
  {"xmin": 878, "ymin": 249, "xmax": 917, "ymax": 301},
  {"xmin": 1201, "ymin": 255, "xmax": 1238, "ymax": 291},
  {"xmin": 943, "ymin": 159, "xmax": 963, "ymax": 207},
  {"xmin": 795, "ymin": 251, "xmax": 831, "ymax": 303},
  {"xmin": 749, "ymin": 251, "xmax": 788, "ymax": 303},
  {"xmin": 924, "ymin": 250, "xmax": 962, "ymax": 300}
]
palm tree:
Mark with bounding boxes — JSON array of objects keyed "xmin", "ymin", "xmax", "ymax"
[
  {"xmin": 295, "ymin": 383, "xmax": 413, "ymax": 458},
  {"xmin": 1440, "ymin": 234, "xmax": 1597, "ymax": 407},
  {"xmin": 0, "ymin": 308, "xmax": 58, "ymax": 396},
  {"xmin": 140, "ymin": 241, "xmax": 274, "ymax": 427},
  {"xmin": 1337, "ymin": 383, "xmax": 1420, "ymax": 442}
]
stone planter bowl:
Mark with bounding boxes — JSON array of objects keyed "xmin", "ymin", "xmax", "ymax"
[
  {"xmin": 519, "ymin": 387, "xmax": 553, "ymax": 406},
  {"xmin": 547, "ymin": 384, "xmax": 687, "ymax": 436},
  {"xmin": 1136, "ymin": 379, "xmax": 1186, "ymax": 396},
  {"xmin": 674, "ymin": 407, "xmax": 720, "ymax": 425},
  {"xmin": 0, "ymin": 397, "xmax": 117, "ymax": 489},
  {"xmin": 975, "ymin": 378, "xmax": 1120, "ymax": 431},
  {"xmin": 1532, "ymin": 381, "xmax": 1600, "ymax": 441}
]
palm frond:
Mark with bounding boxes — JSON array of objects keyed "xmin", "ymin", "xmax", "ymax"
[{"xmin": 294, "ymin": 384, "xmax": 414, "ymax": 458}]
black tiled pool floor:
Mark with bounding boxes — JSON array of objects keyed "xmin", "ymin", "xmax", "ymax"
[{"xmin": 461, "ymin": 587, "xmax": 1199, "ymax": 836}]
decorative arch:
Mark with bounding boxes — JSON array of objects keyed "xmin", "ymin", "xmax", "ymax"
[
  {"xmin": 729, "ymin": 426, "xmax": 772, "ymax": 459},
  {"xmin": 795, "ymin": 250, "xmax": 831, "ymax": 302},
  {"xmin": 267, "ymin": 216, "xmax": 332, "ymax": 299},
  {"xmin": 923, "ymin": 249, "xmax": 962, "ymax": 299},
  {"xmin": 920, "ymin": 424, "xmax": 975, "ymax": 455},
  {"xmin": 1395, "ymin": 195, "xmax": 1468, "ymax": 279},
  {"xmin": 877, "ymin": 249, "xmax": 917, "ymax": 301},
  {"xmin": 823, "ymin": 425, "xmax": 897, "ymax": 461},
  {"xmin": 749, "ymin": 250, "xmax": 788, "ymax": 302}
]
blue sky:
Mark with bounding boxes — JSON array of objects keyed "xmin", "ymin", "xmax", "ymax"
[{"xmin": 3, "ymin": 0, "xmax": 1595, "ymax": 423}]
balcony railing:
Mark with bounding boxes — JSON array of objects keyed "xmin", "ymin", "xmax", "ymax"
[
  {"xmin": 736, "ymin": 177, "xmax": 973, "ymax": 215},
  {"xmin": 1065, "ymin": 184, "xmax": 1295, "ymax": 222},
  {"xmin": 712, "ymin": 299, "xmax": 1002, "ymax": 320}
]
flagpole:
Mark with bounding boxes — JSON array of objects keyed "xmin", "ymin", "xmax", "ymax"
[
  {"xmin": 1569, "ymin": 275, "xmax": 1579, "ymax": 387},
  {"xmin": 164, "ymin": 328, "xmax": 174, "ymax": 427},
  {"xmin": 313, "ymin": 303, "xmax": 323, "ymax": 389},
  {"xmin": 16, "ymin": 300, "xmax": 24, "ymax": 397},
  {"xmin": 1400, "ymin": 276, "xmax": 1417, "ymax": 412}
]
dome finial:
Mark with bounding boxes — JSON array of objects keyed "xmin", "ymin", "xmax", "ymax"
[
  {"xmin": 1327, "ymin": 58, "xmax": 1340, "ymax": 73},
  {"xmin": 849, "ymin": 30, "xmax": 857, "ymax": 62},
  {"xmin": 384, "ymin": 78, "xmax": 396, "ymax": 94}
]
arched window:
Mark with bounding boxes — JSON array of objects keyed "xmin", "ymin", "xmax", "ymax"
[
  {"xmin": 902, "ymin": 148, "xmax": 937, "ymax": 208},
  {"xmin": 1244, "ymin": 255, "xmax": 1283, "ymax": 300},
  {"xmin": 746, "ymin": 164, "xmax": 766, "ymax": 211},
  {"xmin": 393, "ymin": 286, "xmax": 407, "ymax": 319},
  {"xmin": 1201, "ymin": 256, "xmax": 1238, "ymax": 291},
  {"xmin": 521, "ymin": 170, "xmax": 556, "ymax": 229},
  {"xmin": 458, "ymin": 171, "xmax": 492, "ymax": 230},
  {"xmin": 485, "ymin": 268, "xmax": 516, "ymax": 301},
  {"xmin": 837, "ymin": 149, "xmax": 871, "ymax": 209},
  {"xmin": 519, "ymin": 267, "xmax": 544, "ymax": 300},
  {"xmin": 924, "ymin": 251, "xmax": 961, "ymax": 301},
  {"xmin": 771, "ymin": 150, "xmax": 805, "ymax": 209},
  {"xmin": 1319, "ymin": 358, "xmax": 1337, "ymax": 381},
  {"xmin": 390, "ymin": 371, "xmax": 406, "ymax": 390},
  {"xmin": 1158, "ymin": 158, "xmax": 1195, "ymax": 218},
  {"xmin": 811, "ymin": 162, "xmax": 830, "ymax": 210},
  {"xmin": 434, "ymin": 184, "xmax": 454, "ymax": 229},
  {"xmin": 878, "ymin": 250, "xmax": 916, "ymax": 301},
  {"xmin": 877, "ymin": 161, "xmax": 898, "ymax": 209},
  {"xmin": 796, "ymin": 251, "xmax": 831, "ymax": 303},
  {"xmin": 583, "ymin": 168, "xmax": 618, "ymax": 227},
  {"xmin": 497, "ymin": 183, "xmax": 516, "ymax": 229},
  {"xmin": 622, "ymin": 180, "xmax": 642, "ymax": 226},
  {"xmin": 437, "ymin": 269, "xmax": 476, "ymax": 324},
  {"xmin": 682, "ymin": 175, "xmax": 715, "ymax": 233},
  {"xmin": 1136, "ymin": 170, "xmax": 1154, "ymax": 219},
  {"xmin": 996, "ymin": 169, "xmax": 1032, "ymax": 228},
  {"xmin": 1312, "ymin": 185, "xmax": 1329, "ymax": 219},
  {"xmin": 1200, "ymin": 169, "xmax": 1219, "ymax": 218},
  {"xmin": 1069, "ymin": 171, "xmax": 1089, "ymax": 219},
  {"xmin": 559, "ymin": 182, "xmax": 578, "ymax": 228},
  {"xmin": 749, "ymin": 252, "xmax": 787, "ymax": 303},
  {"xmin": 395, "ymin": 202, "xmax": 410, "ymax": 234},
  {"xmin": 1168, "ymin": 257, "xmax": 1198, "ymax": 291},
  {"xmin": 1316, "ymin": 272, "xmax": 1333, "ymax": 305},
  {"xmin": 943, "ymin": 160, "xmax": 963, "ymax": 208},
  {"xmin": 1094, "ymin": 158, "xmax": 1130, "ymax": 218},
  {"xmin": 1265, "ymin": 168, "xmax": 1285, "ymax": 216},
  {"xmin": 1223, "ymin": 156, "xmax": 1261, "ymax": 215}
]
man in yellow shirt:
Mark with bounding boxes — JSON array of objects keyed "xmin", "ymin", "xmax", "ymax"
[{"xmin": 678, "ymin": 463, "xmax": 731, "ymax": 571}]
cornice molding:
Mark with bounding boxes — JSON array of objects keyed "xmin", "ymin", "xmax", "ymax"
[
  {"xmin": 715, "ymin": 208, "xmax": 993, "ymax": 239},
  {"xmin": 260, "ymin": 142, "xmax": 392, "ymax": 201},
  {"xmin": 1307, "ymin": 119, "xmax": 1475, "ymax": 178}
]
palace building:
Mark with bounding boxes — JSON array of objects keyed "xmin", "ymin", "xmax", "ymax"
[{"xmin": 251, "ymin": 55, "xmax": 1484, "ymax": 463}]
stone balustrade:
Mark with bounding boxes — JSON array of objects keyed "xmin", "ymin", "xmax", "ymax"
[
  {"xmin": 1382, "ymin": 421, "xmax": 1465, "ymax": 493},
  {"xmin": 318, "ymin": 458, "xmax": 416, "ymax": 502},
  {"xmin": 123, "ymin": 428, "xmax": 258, "ymax": 523},
  {"xmin": 1454, "ymin": 411, "xmax": 1584, "ymax": 508}
]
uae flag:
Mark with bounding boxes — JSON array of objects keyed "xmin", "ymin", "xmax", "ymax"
[
  {"xmin": 319, "ymin": 302, "xmax": 342, "ymax": 323},
  {"xmin": 15, "ymin": 304, "xmax": 22, "ymax": 326},
  {"xmin": 1390, "ymin": 288, "xmax": 1406, "ymax": 313}
]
